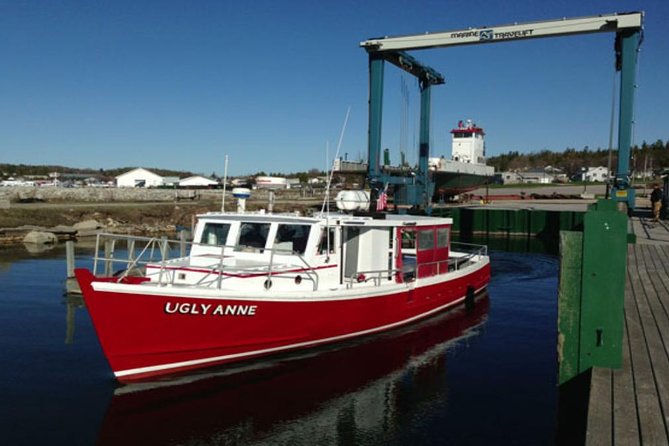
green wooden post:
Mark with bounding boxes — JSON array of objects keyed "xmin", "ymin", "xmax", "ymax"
[
  {"xmin": 557, "ymin": 199, "xmax": 627, "ymax": 385},
  {"xmin": 579, "ymin": 204, "xmax": 627, "ymax": 370},
  {"xmin": 557, "ymin": 231, "xmax": 583, "ymax": 385}
]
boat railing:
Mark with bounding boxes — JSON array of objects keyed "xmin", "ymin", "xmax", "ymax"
[
  {"xmin": 345, "ymin": 268, "xmax": 402, "ymax": 289},
  {"xmin": 91, "ymin": 232, "xmax": 320, "ymax": 291},
  {"xmin": 450, "ymin": 241, "xmax": 488, "ymax": 256},
  {"xmin": 344, "ymin": 241, "xmax": 487, "ymax": 288},
  {"xmin": 448, "ymin": 242, "xmax": 488, "ymax": 271}
]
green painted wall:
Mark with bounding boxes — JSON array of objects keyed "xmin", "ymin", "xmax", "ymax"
[{"xmin": 434, "ymin": 207, "xmax": 585, "ymax": 239}]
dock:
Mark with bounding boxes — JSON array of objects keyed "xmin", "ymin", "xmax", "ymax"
[{"xmin": 586, "ymin": 216, "xmax": 669, "ymax": 444}]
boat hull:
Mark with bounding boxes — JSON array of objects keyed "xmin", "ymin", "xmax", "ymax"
[
  {"xmin": 76, "ymin": 262, "xmax": 490, "ymax": 382},
  {"xmin": 433, "ymin": 171, "xmax": 492, "ymax": 197}
]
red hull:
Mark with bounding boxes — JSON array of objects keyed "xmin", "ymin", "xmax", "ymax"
[
  {"xmin": 98, "ymin": 298, "xmax": 489, "ymax": 445},
  {"xmin": 76, "ymin": 263, "xmax": 490, "ymax": 382}
]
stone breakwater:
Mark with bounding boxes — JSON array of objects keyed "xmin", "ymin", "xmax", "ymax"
[
  {"xmin": 0, "ymin": 186, "xmax": 319, "ymax": 204},
  {"xmin": 1, "ymin": 216, "xmax": 181, "ymax": 247},
  {"xmin": 0, "ymin": 186, "xmax": 194, "ymax": 203}
]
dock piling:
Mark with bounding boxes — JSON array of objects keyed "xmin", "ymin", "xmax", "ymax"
[
  {"xmin": 104, "ymin": 239, "xmax": 114, "ymax": 277},
  {"xmin": 180, "ymin": 230, "xmax": 187, "ymax": 257},
  {"xmin": 64, "ymin": 240, "xmax": 81, "ymax": 294},
  {"xmin": 557, "ymin": 199, "xmax": 628, "ymax": 385}
]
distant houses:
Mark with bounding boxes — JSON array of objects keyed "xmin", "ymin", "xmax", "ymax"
[
  {"xmin": 496, "ymin": 166, "xmax": 607, "ymax": 185},
  {"xmin": 113, "ymin": 168, "xmax": 319, "ymax": 190},
  {"xmin": 496, "ymin": 168, "xmax": 557, "ymax": 185},
  {"xmin": 115, "ymin": 168, "xmax": 219, "ymax": 188},
  {"xmin": 579, "ymin": 166, "xmax": 610, "ymax": 182}
]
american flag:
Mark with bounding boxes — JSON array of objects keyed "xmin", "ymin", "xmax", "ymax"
[{"xmin": 376, "ymin": 187, "xmax": 388, "ymax": 211}]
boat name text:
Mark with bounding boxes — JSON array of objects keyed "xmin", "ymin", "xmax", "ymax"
[{"xmin": 164, "ymin": 302, "xmax": 258, "ymax": 316}]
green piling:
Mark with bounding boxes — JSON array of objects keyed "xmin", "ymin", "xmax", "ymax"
[{"xmin": 557, "ymin": 199, "xmax": 627, "ymax": 385}]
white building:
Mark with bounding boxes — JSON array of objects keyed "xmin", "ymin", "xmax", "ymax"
[
  {"xmin": 178, "ymin": 176, "xmax": 219, "ymax": 188},
  {"xmin": 583, "ymin": 166, "xmax": 610, "ymax": 182},
  {"xmin": 519, "ymin": 169, "xmax": 553, "ymax": 184},
  {"xmin": 286, "ymin": 178, "xmax": 302, "ymax": 189},
  {"xmin": 116, "ymin": 168, "xmax": 164, "ymax": 188},
  {"xmin": 497, "ymin": 171, "xmax": 522, "ymax": 185},
  {"xmin": 255, "ymin": 176, "xmax": 288, "ymax": 190},
  {"xmin": 162, "ymin": 176, "xmax": 180, "ymax": 187}
]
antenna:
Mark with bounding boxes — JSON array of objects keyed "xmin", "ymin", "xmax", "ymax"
[
  {"xmin": 320, "ymin": 106, "xmax": 351, "ymax": 215},
  {"xmin": 325, "ymin": 141, "xmax": 330, "ymax": 215},
  {"xmin": 320, "ymin": 107, "xmax": 351, "ymax": 262},
  {"xmin": 221, "ymin": 154, "xmax": 229, "ymax": 212}
]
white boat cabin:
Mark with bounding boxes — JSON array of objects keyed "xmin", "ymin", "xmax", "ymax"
[
  {"xmin": 145, "ymin": 212, "xmax": 460, "ymax": 293},
  {"xmin": 147, "ymin": 213, "xmax": 451, "ymax": 291}
]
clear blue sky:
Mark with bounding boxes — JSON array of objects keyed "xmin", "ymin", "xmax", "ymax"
[{"xmin": 1, "ymin": 0, "xmax": 667, "ymax": 176}]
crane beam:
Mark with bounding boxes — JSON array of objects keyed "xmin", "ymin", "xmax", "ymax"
[{"xmin": 361, "ymin": 12, "xmax": 642, "ymax": 52}]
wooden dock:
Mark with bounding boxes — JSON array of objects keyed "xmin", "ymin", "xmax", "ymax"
[{"xmin": 586, "ymin": 217, "xmax": 669, "ymax": 444}]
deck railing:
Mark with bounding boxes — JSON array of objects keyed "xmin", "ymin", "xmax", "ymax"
[
  {"xmin": 345, "ymin": 241, "xmax": 487, "ymax": 288},
  {"xmin": 91, "ymin": 232, "xmax": 320, "ymax": 291},
  {"xmin": 91, "ymin": 234, "xmax": 486, "ymax": 291}
]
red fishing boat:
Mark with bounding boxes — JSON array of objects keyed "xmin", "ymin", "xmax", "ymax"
[{"xmin": 76, "ymin": 197, "xmax": 490, "ymax": 382}]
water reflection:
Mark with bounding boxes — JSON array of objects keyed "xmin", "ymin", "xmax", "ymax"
[
  {"xmin": 63, "ymin": 293, "xmax": 84, "ymax": 344},
  {"xmin": 98, "ymin": 296, "xmax": 489, "ymax": 445}
]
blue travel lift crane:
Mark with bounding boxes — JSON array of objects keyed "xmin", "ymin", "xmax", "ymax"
[{"xmin": 361, "ymin": 12, "xmax": 644, "ymax": 213}]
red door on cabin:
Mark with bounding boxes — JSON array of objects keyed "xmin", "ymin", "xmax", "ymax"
[
  {"xmin": 416, "ymin": 225, "xmax": 450, "ymax": 278},
  {"xmin": 416, "ymin": 227, "xmax": 436, "ymax": 278},
  {"xmin": 396, "ymin": 227, "xmax": 416, "ymax": 283},
  {"xmin": 434, "ymin": 225, "xmax": 450, "ymax": 274}
]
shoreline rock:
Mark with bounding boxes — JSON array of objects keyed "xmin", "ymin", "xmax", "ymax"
[{"xmin": 23, "ymin": 231, "xmax": 58, "ymax": 245}]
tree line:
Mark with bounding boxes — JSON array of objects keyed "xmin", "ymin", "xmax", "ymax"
[
  {"xmin": 488, "ymin": 139, "xmax": 669, "ymax": 177},
  {"xmin": 0, "ymin": 163, "xmax": 328, "ymax": 183},
  {"xmin": 4, "ymin": 139, "xmax": 667, "ymax": 182},
  {"xmin": 0, "ymin": 164, "xmax": 197, "ymax": 180}
]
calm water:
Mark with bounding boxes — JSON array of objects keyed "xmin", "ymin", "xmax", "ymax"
[{"xmin": 0, "ymin": 244, "xmax": 558, "ymax": 445}]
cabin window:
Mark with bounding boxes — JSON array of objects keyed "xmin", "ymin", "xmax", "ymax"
[
  {"xmin": 437, "ymin": 227, "xmax": 450, "ymax": 248},
  {"xmin": 274, "ymin": 224, "xmax": 310, "ymax": 255},
  {"xmin": 398, "ymin": 228, "xmax": 418, "ymax": 282},
  {"xmin": 401, "ymin": 229, "xmax": 416, "ymax": 249},
  {"xmin": 318, "ymin": 227, "xmax": 336, "ymax": 255},
  {"xmin": 418, "ymin": 229, "xmax": 434, "ymax": 250},
  {"xmin": 235, "ymin": 222, "xmax": 270, "ymax": 251},
  {"xmin": 200, "ymin": 223, "xmax": 231, "ymax": 246}
]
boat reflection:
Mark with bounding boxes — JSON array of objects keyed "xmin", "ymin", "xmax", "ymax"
[{"xmin": 98, "ymin": 295, "xmax": 490, "ymax": 445}]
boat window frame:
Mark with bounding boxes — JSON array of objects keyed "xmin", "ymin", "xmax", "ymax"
[
  {"xmin": 234, "ymin": 222, "xmax": 271, "ymax": 252},
  {"xmin": 417, "ymin": 228, "xmax": 435, "ymax": 251},
  {"xmin": 437, "ymin": 227, "xmax": 450, "ymax": 248},
  {"xmin": 318, "ymin": 226, "xmax": 337, "ymax": 255},
  {"xmin": 200, "ymin": 222, "xmax": 231, "ymax": 246},
  {"xmin": 273, "ymin": 223, "xmax": 311, "ymax": 255}
]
